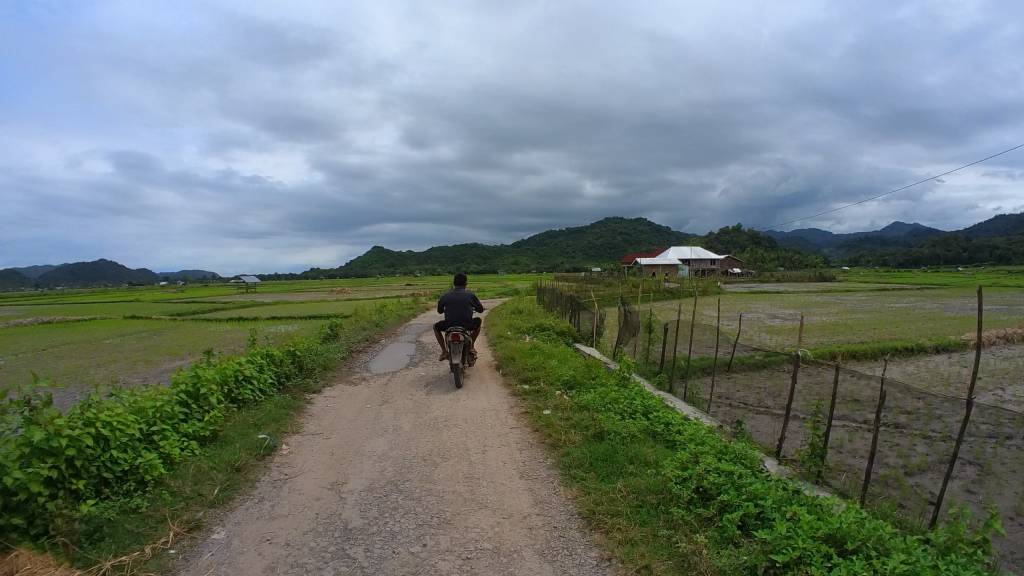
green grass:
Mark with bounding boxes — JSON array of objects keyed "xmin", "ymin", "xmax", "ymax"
[
  {"xmin": 602, "ymin": 286, "xmax": 1023, "ymax": 355},
  {"xmin": 0, "ymin": 318, "xmax": 325, "ymax": 396},
  {"xmin": 0, "ymin": 301, "xmax": 233, "ymax": 322},
  {"xmin": 488, "ymin": 298, "xmax": 998, "ymax": 575},
  {"xmin": 673, "ymin": 337, "xmax": 969, "ymax": 382},
  {"xmin": 839, "ymin": 266, "xmax": 1024, "ymax": 288},
  {"xmin": 722, "ymin": 281, "xmax": 926, "ymax": 293},
  {"xmin": 193, "ymin": 299, "xmax": 376, "ymax": 319},
  {"xmin": 0, "ymin": 273, "xmax": 545, "ymax": 305},
  {"xmin": 0, "ymin": 273, "xmax": 535, "ymax": 406}
]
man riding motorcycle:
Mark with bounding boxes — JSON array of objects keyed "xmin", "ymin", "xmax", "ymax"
[{"xmin": 433, "ymin": 272, "xmax": 484, "ymax": 361}]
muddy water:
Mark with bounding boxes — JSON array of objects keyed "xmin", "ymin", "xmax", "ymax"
[{"xmin": 367, "ymin": 322, "xmax": 430, "ymax": 374}]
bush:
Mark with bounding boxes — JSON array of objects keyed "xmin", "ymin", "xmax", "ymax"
[{"xmin": 0, "ymin": 340, "xmax": 321, "ymax": 542}]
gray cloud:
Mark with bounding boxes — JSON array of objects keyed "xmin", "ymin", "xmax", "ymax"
[{"xmin": 2, "ymin": 0, "xmax": 1023, "ymax": 274}]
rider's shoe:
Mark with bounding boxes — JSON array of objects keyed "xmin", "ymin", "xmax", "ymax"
[{"xmin": 438, "ymin": 351, "xmax": 450, "ymax": 362}]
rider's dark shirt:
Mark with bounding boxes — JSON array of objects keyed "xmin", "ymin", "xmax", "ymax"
[{"xmin": 437, "ymin": 287, "xmax": 484, "ymax": 325}]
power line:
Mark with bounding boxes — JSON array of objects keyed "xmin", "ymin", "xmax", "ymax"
[{"xmin": 768, "ymin": 142, "xmax": 1024, "ymax": 230}]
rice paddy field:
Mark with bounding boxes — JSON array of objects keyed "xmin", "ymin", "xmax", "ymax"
[
  {"xmin": 588, "ymin": 271, "xmax": 1024, "ymax": 571},
  {"xmin": 0, "ymin": 274, "xmax": 542, "ymax": 410},
  {"xmin": 600, "ymin": 278, "xmax": 1024, "ymax": 420},
  {"xmin": 601, "ymin": 285, "xmax": 1024, "ymax": 358},
  {"xmin": 839, "ymin": 265, "xmax": 1024, "ymax": 288}
]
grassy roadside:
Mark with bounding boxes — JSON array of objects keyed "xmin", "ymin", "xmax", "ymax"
[
  {"xmin": 70, "ymin": 393, "xmax": 303, "ymax": 572},
  {"xmin": 0, "ymin": 299, "xmax": 426, "ymax": 571},
  {"xmin": 488, "ymin": 297, "xmax": 998, "ymax": 575}
]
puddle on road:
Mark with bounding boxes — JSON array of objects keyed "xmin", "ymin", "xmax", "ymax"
[{"xmin": 367, "ymin": 323, "xmax": 431, "ymax": 375}]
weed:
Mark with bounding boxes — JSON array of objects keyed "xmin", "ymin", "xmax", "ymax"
[{"xmin": 795, "ymin": 400, "xmax": 827, "ymax": 479}]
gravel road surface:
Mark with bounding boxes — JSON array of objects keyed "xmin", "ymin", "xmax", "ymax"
[{"xmin": 177, "ymin": 305, "xmax": 615, "ymax": 576}]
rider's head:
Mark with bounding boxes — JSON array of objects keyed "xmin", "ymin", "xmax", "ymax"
[{"xmin": 453, "ymin": 272, "xmax": 468, "ymax": 288}]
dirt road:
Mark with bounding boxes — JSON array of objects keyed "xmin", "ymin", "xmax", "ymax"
[{"xmin": 178, "ymin": 305, "xmax": 614, "ymax": 576}]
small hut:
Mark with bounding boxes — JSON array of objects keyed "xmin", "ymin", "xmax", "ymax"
[{"xmin": 231, "ymin": 275, "xmax": 262, "ymax": 292}]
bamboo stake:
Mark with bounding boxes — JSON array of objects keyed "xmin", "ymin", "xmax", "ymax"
[
  {"xmin": 818, "ymin": 362, "xmax": 842, "ymax": 483},
  {"xmin": 796, "ymin": 314, "xmax": 805, "ymax": 352},
  {"xmin": 612, "ymin": 298, "xmax": 623, "ymax": 359},
  {"xmin": 775, "ymin": 351, "xmax": 802, "ymax": 458},
  {"xmin": 633, "ymin": 278, "xmax": 643, "ymax": 358},
  {"xmin": 726, "ymin": 313, "xmax": 743, "ymax": 372},
  {"xmin": 647, "ymin": 292, "xmax": 656, "ymax": 363},
  {"xmin": 682, "ymin": 284, "xmax": 698, "ymax": 401},
  {"xmin": 708, "ymin": 297, "xmax": 722, "ymax": 413},
  {"xmin": 668, "ymin": 300, "xmax": 683, "ymax": 393},
  {"xmin": 590, "ymin": 290, "xmax": 599, "ymax": 347},
  {"xmin": 658, "ymin": 323, "xmax": 669, "ymax": 373},
  {"xmin": 930, "ymin": 286, "xmax": 984, "ymax": 528},
  {"xmin": 860, "ymin": 358, "xmax": 888, "ymax": 507}
]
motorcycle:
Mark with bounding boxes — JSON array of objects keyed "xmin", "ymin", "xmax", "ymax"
[{"xmin": 444, "ymin": 327, "xmax": 476, "ymax": 388}]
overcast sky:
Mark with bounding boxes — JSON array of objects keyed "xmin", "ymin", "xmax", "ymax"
[{"xmin": 2, "ymin": 1, "xmax": 1023, "ymax": 274}]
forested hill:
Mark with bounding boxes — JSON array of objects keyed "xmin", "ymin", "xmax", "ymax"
[
  {"xmin": 30, "ymin": 259, "xmax": 158, "ymax": 287},
  {"xmin": 333, "ymin": 218, "xmax": 692, "ymax": 276},
  {"xmin": 299, "ymin": 217, "xmax": 824, "ymax": 278},
  {"xmin": 0, "ymin": 260, "xmax": 223, "ymax": 290},
  {"xmin": 767, "ymin": 212, "xmax": 1024, "ymax": 267}
]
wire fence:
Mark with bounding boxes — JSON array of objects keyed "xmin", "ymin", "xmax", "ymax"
[{"xmin": 538, "ymin": 279, "xmax": 1024, "ymax": 573}]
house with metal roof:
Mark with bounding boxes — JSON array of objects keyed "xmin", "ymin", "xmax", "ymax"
[
  {"xmin": 632, "ymin": 256, "xmax": 689, "ymax": 278},
  {"xmin": 619, "ymin": 248, "xmax": 666, "ymax": 267},
  {"xmin": 654, "ymin": 246, "xmax": 725, "ymax": 277},
  {"xmin": 622, "ymin": 246, "xmax": 748, "ymax": 278}
]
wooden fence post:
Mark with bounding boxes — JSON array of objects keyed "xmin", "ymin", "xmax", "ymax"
[
  {"xmin": 572, "ymin": 297, "xmax": 579, "ymax": 333},
  {"xmin": 727, "ymin": 313, "xmax": 743, "ymax": 372},
  {"xmin": 682, "ymin": 285, "xmax": 698, "ymax": 401},
  {"xmin": 668, "ymin": 300, "xmax": 683, "ymax": 393},
  {"xmin": 707, "ymin": 297, "xmax": 722, "ymax": 413},
  {"xmin": 644, "ymin": 298, "xmax": 655, "ymax": 367},
  {"xmin": 860, "ymin": 358, "xmax": 888, "ymax": 507},
  {"xmin": 632, "ymin": 278, "xmax": 643, "ymax": 358},
  {"xmin": 612, "ymin": 299, "xmax": 623, "ymax": 359},
  {"xmin": 817, "ymin": 362, "xmax": 842, "ymax": 483},
  {"xmin": 930, "ymin": 286, "xmax": 983, "ymax": 529},
  {"xmin": 658, "ymin": 323, "xmax": 669, "ymax": 373},
  {"xmin": 775, "ymin": 351, "xmax": 802, "ymax": 458},
  {"xmin": 590, "ymin": 291, "xmax": 599, "ymax": 347},
  {"xmin": 796, "ymin": 314, "xmax": 805, "ymax": 351}
]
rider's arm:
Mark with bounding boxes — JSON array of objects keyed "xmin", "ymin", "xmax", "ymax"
[
  {"xmin": 472, "ymin": 294, "xmax": 484, "ymax": 313},
  {"xmin": 437, "ymin": 294, "xmax": 447, "ymax": 314}
]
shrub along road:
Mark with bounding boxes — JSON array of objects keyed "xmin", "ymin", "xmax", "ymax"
[{"xmin": 178, "ymin": 305, "xmax": 614, "ymax": 576}]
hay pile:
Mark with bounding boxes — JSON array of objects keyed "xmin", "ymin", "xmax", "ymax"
[
  {"xmin": 0, "ymin": 549, "xmax": 78, "ymax": 576},
  {"xmin": 0, "ymin": 522, "xmax": 185, "ymax": 576},
  {"xmin": 964, "ymin": 322, "xmax": 1024, "ymax": 348}
]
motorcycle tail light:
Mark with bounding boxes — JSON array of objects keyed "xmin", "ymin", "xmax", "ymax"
[{"xmin": 450, "ymin": 333, "xmax": 462, "ymax": 342}]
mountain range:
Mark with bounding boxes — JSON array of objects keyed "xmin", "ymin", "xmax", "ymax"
[
  {"xmin": 314, "ymin": 212, "xmax": 1024, "ymax": 277},
  {"xmin": 764, "ymin": 222, "xmax": 945, "ymax": 254},
  {"xmin": 280, "ymin": 217, "xmax": 826, "ymax": 278},
  {"xmin": 0, "ymin": 260, "xmax": 221, "ymax": 290},
  {"xmin": 765, "ymin": 212, "xmax": 1024, "ymax": 266},
  {"xmin": 3, "ymin": 212, "xmax": 1022, "ymax": 289}
]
